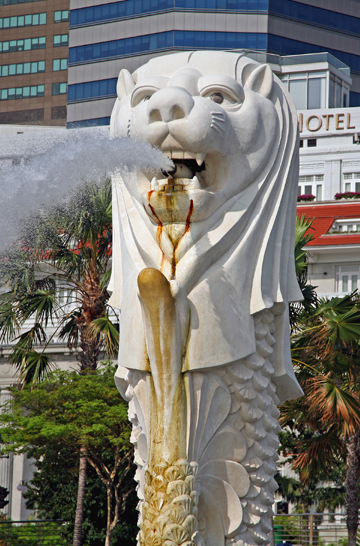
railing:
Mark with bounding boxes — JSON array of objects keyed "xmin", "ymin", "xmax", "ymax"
[
  {"xmin": 274, "ymin": 514, "xmax": 348, "ymax": 546},
  {"xmin": 0, "ymin": 520, "xmax": 69, "ymax": 546}
]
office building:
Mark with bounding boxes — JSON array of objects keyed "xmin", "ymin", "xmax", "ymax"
[
  {"xmin": 67, "ymin": 0, "xmax": 360, "ymax": 127},
  {"xmin": 0, "ymin": 0, "xmax": 70, "ymax": 125}
]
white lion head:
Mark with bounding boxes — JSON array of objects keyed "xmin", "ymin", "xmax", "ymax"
[{"xmin": 111, "ymin": 51, "xmax": 281, "ymax": 226}]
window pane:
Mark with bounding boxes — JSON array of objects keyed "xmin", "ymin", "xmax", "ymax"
[
  {"xmin": 352, "ymin": 275, "xmax": 358, "ymax": 292},
  {"xmin": 31, "ymin": 62, "xmax": 37, "ymax": 73},
  {"xmin": 24, "ymin": 14, "xmax": 31, "ymax": 25},
  {"xmin": 345, "ymin": 182, "xmax": 351, "ymax": 191},
  {"xmin": 289, "ymin": 79, "xmax": 307, "ymax": 110},
  {"xmin": 23, "ymin": 86, "xmax": 30, "ymax": 97},
  {"xmin": 39, "ymin": 13, "xmax": 46, "ymax": 24},
  {"xmin": 38, "ymin": 60, "xmax": 45, "ymax": 71},
  {"xmin": 308, "ymin": 78, "xmax": 326, "ymax": 109},
  {"xmin": 23, "ymin": 62, "xmax": 30, "ymax": 73},
  {"xmin": 17, "ymin": 15, "xmax": 24, "ymax": 26},
  {"xmin": 9, "ymin": 64, "xmax": 16, "ymax": 75},
  {"xmin": 305, "ymin": 185, "xmax": 312, "ymax": 195},
  {"xmin": 60, "ymin": 58, "xmax": 67, "ymax": 69},
  {"xmin": 54, "ymin": 11, "xmax": 61, "ymax": 22},
  {"xmin": 54, "ymin": 35, "xmax": 60, "ymax": 46},
  {"xmin": 39, "ymin": 37, "xmax": 46, "ymax": 48},
  {"xmin": 335, "ymin": 82, "xmax": 342, "ymax": 108},
  {"xmin": 316, "ymin": 185, "xmax": 322, "ymax": 201},
  {"xmin": 53, "ymin": 59, "xmax": 60, "ymax": 70},
  {"xmin": 16, "ymin": 63, "xmax": 23, "ymax": 74},
  {"xmin": 342, "ymin": 275, "xmax": 348, "ymax": 292},
  {"xmin": 32, "ymin": 14, "xmax": 39, "ymax": 25},
  {"xmin": 329, "ymin": 78, "xmax": 335, "ymax": 108},
  {"xmin": 37, "ymin": 84, "xmax": 44, "ymax": 96}
]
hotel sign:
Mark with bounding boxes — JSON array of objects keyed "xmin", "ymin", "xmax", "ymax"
[{"xmin": 298, "ymin": 108, "xmax": 360, "ymax": 138}]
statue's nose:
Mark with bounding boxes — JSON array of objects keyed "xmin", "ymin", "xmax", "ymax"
[{"xmin": 147, "ymin": 87, "xmax": 194, "ymax": 123}]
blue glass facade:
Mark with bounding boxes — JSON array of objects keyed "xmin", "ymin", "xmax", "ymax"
[
  {"xmin": 67, "ymin": 116, "xmax": 111, "ymax": 127},
  {"xmin": 69, "ymin": 31, "xmax": 267, "ymax": 65},
  {"xmin": 70, "ymin": 0, "xmax": 268, "ymax": 28},
  {"xmin": 68, "ymin": 78, "xmax": 117, "ymax": 102},
  {"xmin": 70, "ymin": 0, "xmax": 360, "ymax": 40},
  {"xmin": 68, "ymin": 0, "xmax": 360, "ymax": 121}
]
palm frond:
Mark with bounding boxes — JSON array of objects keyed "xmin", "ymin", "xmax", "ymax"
[{"xmin": 88, "ymin": 315, "xmax": 119, "ymax": 357}]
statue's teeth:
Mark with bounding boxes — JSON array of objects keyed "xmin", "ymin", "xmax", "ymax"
[
  {"xmin": 196, "ymin": 153, "xmax": 206, "ymax": 166},
  {"xmin": 192, "ymin": 176, "xmax": 201, "ymax": 189},
  {"xmin": 150, "ymin": 177, "xmax": 158, "ymax": 190}
]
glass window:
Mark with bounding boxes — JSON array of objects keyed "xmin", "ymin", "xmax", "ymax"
[
  {"xmin": 23, "ymin": 62, "xmax": 30, "ymax": 73},
  {"xmin": 289, "ymin": 79, "xmax": 307, "ymax": 110},
  {"xmin": 316, "ymin": 185, "xmax": 322, "ymax": 201},
  {"xmin": 54, "ymin": 10, "xmax": 69, "ymax": 22},
  {"xmin": 335, "ymin": 81, "xmax": 342, "ymax": 107},
  {"xmin": 8, "ymin": 64, "xmax": 15, "ymax": 75},
  {"xmin": 329, "ymin": 77, "xmax": 335, "ymax": 108},
  {"xmin": 308, "ymin": 78, "xmax": 326, "ymax": 109},
  {"xmin": 54, "ymin": 34, "xmax": 68, "ymax": 47},
  {"xmin": 342, "ymin": 276, "xmax": 348, "ymax": 293},
  {"xmin": 32, "ymin": 14, "xmax": 39, "ymax": 25},
  {"xmin": 53, "ymin": 58, "xmax": 67, "ymax": 70},
  {"xmin": 53, "ymin": 82, "xmax": 67, "ymax": 94},
  {"xmin": 352, "ymin": 275, "xmax": 358, "ymax": 291}
]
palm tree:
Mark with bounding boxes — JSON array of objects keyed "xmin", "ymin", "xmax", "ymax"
[
  {"xmin": 283, "ymin": 293, "xmax": 360, "ymax": 546},
  {"xmin": 0, "ymin": 178, "xmax": 119, "ymax": 546}
]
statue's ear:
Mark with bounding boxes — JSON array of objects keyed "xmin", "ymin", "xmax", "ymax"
[
  {"xmin": 117, "ymin": 69, "xmax": 135, "ymax": 100},
  {"xmin": 244, "ymin": 64, "xmax": 273, "ymax": 98}
]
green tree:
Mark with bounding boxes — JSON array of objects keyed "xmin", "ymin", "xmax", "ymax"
[
  {"xmin": 279, "ymin": 216, "xmax": 360, "ymax": 545},
  {"xmin": 283, "ymin": 232, "xmax": 360, "ymax": 545},
  {"xmin": 0, "ymin": 179, "xmax": 119, "ymax": 545},
  {"xmin": 0, "ymin": 365, "xmax": 136, "ymax": 546}
]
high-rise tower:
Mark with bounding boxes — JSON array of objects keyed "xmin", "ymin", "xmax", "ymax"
[{"xmin": 0, "ymin": 0, "xmax": 69, "ymax": 125}]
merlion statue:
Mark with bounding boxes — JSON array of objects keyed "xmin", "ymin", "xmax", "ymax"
[{"xmin": 109, "ymin": 50, "xmax": 303, "ymax": 546}]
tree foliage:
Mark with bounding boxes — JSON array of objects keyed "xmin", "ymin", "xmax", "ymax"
[
  {"xmin": 0, "ymin": 364, "xmax": 137, "ymax": 545},
  {"xmin": 0, "ymin": 179, "xmax": 118, "ymax": 384}
]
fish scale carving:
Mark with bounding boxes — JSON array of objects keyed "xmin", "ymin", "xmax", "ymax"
[
  {"xmin": 222, "ymin": 309, "xmax": 280, "ymax": 546},
  {"xmin": 139, "ymin": 460, "xmax": 198, "ymax": 546}
]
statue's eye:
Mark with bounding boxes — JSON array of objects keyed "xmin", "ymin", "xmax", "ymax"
[
  {"xmin": 143, "ymin": 95, "xmax": 151, "ymax": 101},
  {"xmin": 210, "ymin": 93, "xmax": 224, "ymax": 104}
]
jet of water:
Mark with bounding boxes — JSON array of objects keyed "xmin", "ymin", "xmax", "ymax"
[{"xmin": 0, "ymin": 127, "xmax": 172, "ymax": 250}]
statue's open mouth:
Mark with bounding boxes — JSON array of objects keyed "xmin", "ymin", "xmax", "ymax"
[{"xmin": 150, "ymin": 151, "xmax": 206, "ymax": 192}]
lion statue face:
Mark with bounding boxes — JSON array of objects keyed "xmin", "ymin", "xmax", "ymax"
[{"xmin": 110, "ymin": 52, "xmax": 279, "ymax": 227}]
